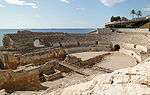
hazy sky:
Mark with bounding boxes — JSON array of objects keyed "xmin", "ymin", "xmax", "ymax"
[{"xmin": 0, "ymin": 0, "xmax": 149, "ymax": 28}]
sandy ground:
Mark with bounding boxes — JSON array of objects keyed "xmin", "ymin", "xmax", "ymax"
[
  {"xmin": 70, "ymin": 51, "xmax": 138, "ymax": 71},
  {"xmin": 70, "ymin": 51, "xmax": 109, "ymax": 61},
  {"xmin": 95, "ymin": 52, "xmax": 137, "ymax": 71}
]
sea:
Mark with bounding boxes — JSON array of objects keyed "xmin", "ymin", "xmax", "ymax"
[{"xmin": 0, "ymin": 28, "xmax": 95, "ymax": 46}]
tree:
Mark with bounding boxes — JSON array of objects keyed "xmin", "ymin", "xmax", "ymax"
[
  {"xmin": 131, "ymin": 9, "xmax": 136, "ymax": 19},
  {"xmin": 111, "ymin": 16, "xmax": 114, "ymax": 22},
  {"xmin": 110, "ymin": 16, "xmax": 121, "ymax": 22},
  {"xmin": 136, "ymin": 10, "xmax": 142, "ymax": 18},
  {"xmin": 121, "ymin": 17, "xmax": 128, "ymax": 21},
  {"xmin": 116, "ymin": 16, "xmax": 121, "ymax": 21}
]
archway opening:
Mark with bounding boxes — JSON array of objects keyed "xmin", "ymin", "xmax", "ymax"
[
  {"xmin": 113, "ymin": 44, "xmax": 120, "ymax": 51},
  {"xmin": 0, "ymin": 59, "xmax": 4, "ymax": 69}
]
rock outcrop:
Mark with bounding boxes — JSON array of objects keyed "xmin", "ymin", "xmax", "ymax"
[
  {"xmin": 48, "ymin": 57, "xmax": 150, "ymax": 95},
  {"xmin": 0, "ymin": 69, "xmax": 47, "ymax": 93}
]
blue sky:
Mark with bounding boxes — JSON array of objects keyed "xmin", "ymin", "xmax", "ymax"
[{"xmin": 0, "ymin": 0, "xmax": 149, "ymax": 28}]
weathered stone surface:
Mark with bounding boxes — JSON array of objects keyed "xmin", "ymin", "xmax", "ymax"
[
  {"xmin": 0, "ymin": 48, "xmax": 66, "ymax": 69},
  {"xmin": 0, "ymin": 89, "xmax": 7, "ymax": 95},
  {"xmin": 81, "ymin": 53, "xmax": 111, "ymax": 67},
  {"xmin": 3, "ymin": 31, "xmax": 112, "ymax": 49},
  {"xmin": 64, "ymin": 55, "xmax": 82, "ymax": 66},
  {"xmin": 0, "ymin": 69, "xmax": 47, "ymax": 93},
  {"xmin": 48, "ymin": 57, "xmax": 150, "ymax": 95},
  {"xmin": 44, "ymin": 70, "xmax": 64, "ymax": 81}
]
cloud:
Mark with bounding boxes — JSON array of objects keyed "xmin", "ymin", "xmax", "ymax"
[
  {"xmin": 4, "ymin": 0, "xmax": 38, "ymax": 8},
  {"xmin": 25, "ymin": 3, "xmax": 38, "ymax": 8},
  {"xmin": 60, "ymin": 0, "xmax": 70, "ymax": 4},
  {"xmin": 0, "ymin": 4, "xmax": 5, "ymax": 7},
  {"xmin": 99, "ymin": 0, "xmax": 126, "ymax": 7}
]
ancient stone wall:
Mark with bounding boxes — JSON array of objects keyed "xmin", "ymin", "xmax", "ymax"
[
  {"xmin": 3, "ymin": 31, "xmax": 113, "ymax": 49},
  {"xmin": 0, "ymin": 30, "xmax": 115, "ymax": 69},
  {"xmin": 0, "ymin": 48, "xmax": 66, "ymax": 69},
  {"xmin": 96, "ymin": 28, "xmax": 112, "ymax": 34},
  {"xmin": 0, "ymin": 69, "xmax": 47, "ymax": 93},
  {"xmin": 115, "ymin": 28, "xmax": 149, "ymax": 32},
  {"xmin": 3, "ymin": 31, "xmax": 65, "ymax": 48},
  {"xmin": 65, "ymin": 45, "xmax": 112, "ymax": 54}
]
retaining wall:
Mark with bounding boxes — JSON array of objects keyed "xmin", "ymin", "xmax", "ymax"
[
  {"xmin": 0, "ymin": 69, "xmax": 47, "ymax": 93},
  {"xmin": 115, "ymin": 28, "xmax": 149, "ymax": 33},
  {"xmin": 3, "ymin": 31, "xmax": 113, "ymax": 49},
  {"xmin": 0, "ymin": 48, "xmax": 66, "ymax": 69},
  {"xmin": 96, "ymin": 28, "xmax": 112, "ymax": 34},
  {"xmin": 65, "ymin": 46, "xmax": 111, "ymax": 54}
]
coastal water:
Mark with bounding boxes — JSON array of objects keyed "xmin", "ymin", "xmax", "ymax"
[{"xmin": 0, "ymin": 28, "xmax": 95, "ymax": 46}]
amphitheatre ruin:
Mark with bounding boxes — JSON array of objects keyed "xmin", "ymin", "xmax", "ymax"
[{"xmin": 0, "ymin": 16, "xmax": 150, "ymax": 95}]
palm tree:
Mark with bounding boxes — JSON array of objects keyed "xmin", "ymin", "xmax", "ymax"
[
  {"xmin": 131, "ymin": 9, "xmax": 136, "ymax": 19},
  {"xmin": 136, "ymin": 10, "xmax": 142, "ymax": 18}
]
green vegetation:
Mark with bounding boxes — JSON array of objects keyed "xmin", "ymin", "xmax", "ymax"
[
  {"xmin": 130, "ymin": 9, "xmax": 143, "ymax": 19},
  {"xmin": 131, "ymin": 9, "xmax": 136, "ymax": 19},
  {"xmin": 110, "ymin": 9, "xmax": 143, "ymax": 22},
  {"xmin": 110, "ymin": 16, "xmax": 128, "ymax": 22},
  {"xmin": 136, "ymin": 10, "xmax": 142, "ymax": 18}
]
